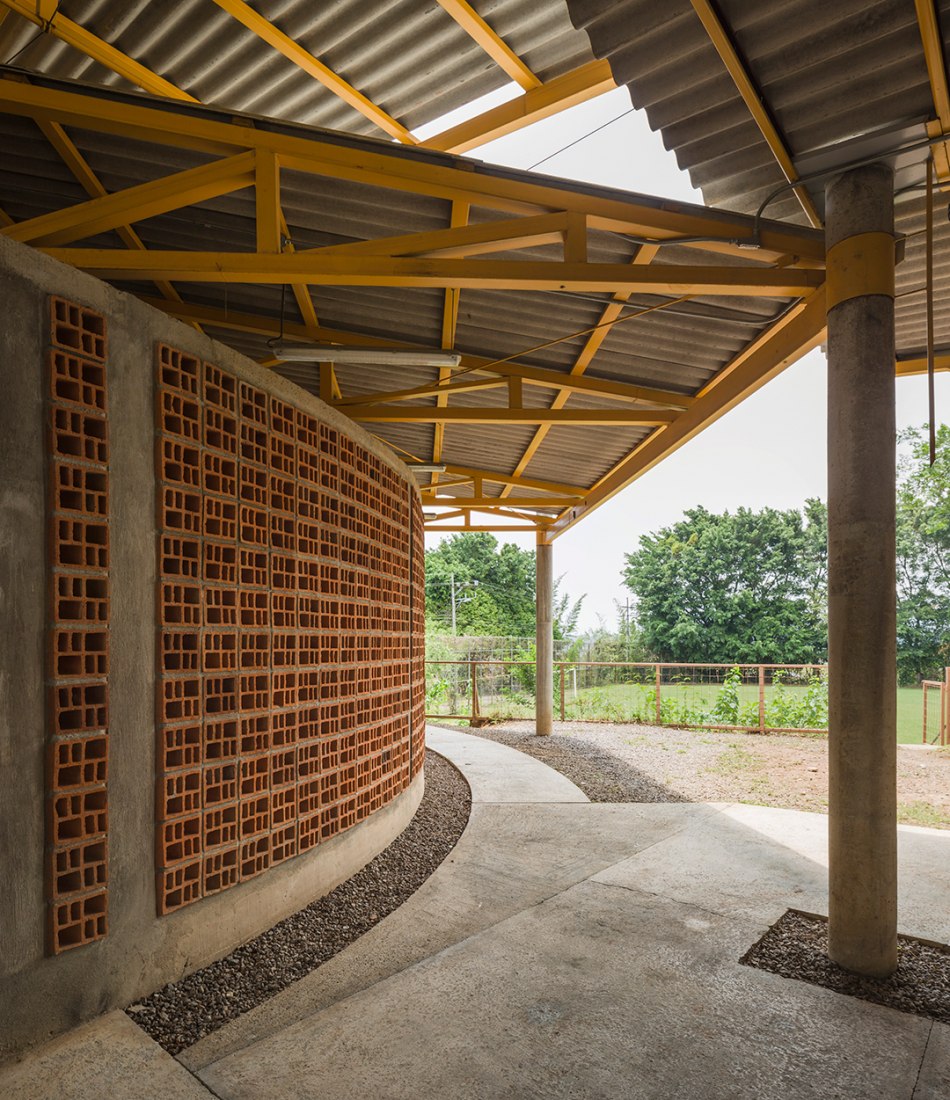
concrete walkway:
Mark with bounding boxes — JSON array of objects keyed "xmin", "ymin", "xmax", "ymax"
[{"xmin": 5, "ymin": 727, "xmax": 950, "ymax": 1098}]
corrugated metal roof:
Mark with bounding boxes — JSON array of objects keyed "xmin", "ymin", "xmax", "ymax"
[
  {"xmin": 0, "ymin": 69, "xmax": 815, "ymax": 502},
  {"xmin": 0, "ymin": 0, "xmax": 593, "ymax": 136},
  {"xmin": 566, "ymin": 0, "xmax": 950, "ymax": 363}
]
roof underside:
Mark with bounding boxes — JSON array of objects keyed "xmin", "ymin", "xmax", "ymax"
[{"xmin": 1, "ymin": 0, "xmax": 947, "ymax": 536}]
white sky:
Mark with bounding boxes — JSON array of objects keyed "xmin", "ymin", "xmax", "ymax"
[{"xmin": 421, "ymin": 86, "xmax": 950, "ymax": 632}]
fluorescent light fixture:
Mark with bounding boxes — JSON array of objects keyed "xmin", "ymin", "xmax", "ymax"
[
  {"xmin": 422, "ymin": 511, "xmax": 440, "ymax": 520},
  {"xmin": 275, "ymin": 345, "xmax": 461, "ymax": 368},
  {"xmin": 406, "ymin": 463, "xmax": 447, "ymax": 474}
]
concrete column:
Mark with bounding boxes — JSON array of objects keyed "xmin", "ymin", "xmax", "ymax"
[
  {"xmin": 536, "ymin": 536, "xmax": 554, "ymax": 736},
  {"xmin": 825, "ymin": 162, "xmax": 898, "ymax": 977}
]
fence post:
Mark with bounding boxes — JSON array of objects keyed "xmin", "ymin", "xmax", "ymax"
[
  {"xmin": 923, "ymin": 683, "xmax": 929, "ymax": 745},
  {"xmin": 936, "ymin": 660, "xmax": 945, "ymax": 748},
  {"xmin": 470, "ymin": 660, "xmax": 479, "ymax": 723},
  {"xmin": 758, "ymin": 666, "xmax": 766, "ymax": 734},
  {"xmin": 559, "ymin": 663, "xmax": 566, "ymax": 721},
  {"xmin": 655, "ymin": 664, "xmax": 662, "ymax": 725}
]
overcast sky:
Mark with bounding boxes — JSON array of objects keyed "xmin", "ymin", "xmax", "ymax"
[{"xmin": 420, "ymin": 86, "xmax": 950, "ymax": 632}]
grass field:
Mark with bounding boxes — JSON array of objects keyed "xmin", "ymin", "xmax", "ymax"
[{"xmin": 428, "ymin": 675, "xmax": 938, "ymax": 744}]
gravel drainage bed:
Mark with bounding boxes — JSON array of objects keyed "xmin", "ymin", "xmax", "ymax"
[
  {"xmin": 741, "ymin": 909, "xmax": 950, "ymax": 1025},
  {"xmin": 128, "ymin": 752, "xmax": 471, "ymax": 1055},
  {"xmin": 463, "ymin": 723, "xmax": 686, "ymax": 803}
]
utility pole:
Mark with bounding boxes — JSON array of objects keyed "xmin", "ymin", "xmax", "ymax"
[{"xmin": 451, "ymin": 572, "xmax": 456, "ymax": 635}]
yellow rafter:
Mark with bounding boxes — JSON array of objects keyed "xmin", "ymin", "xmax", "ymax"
[
  {"xmin": 209, "ymin": 0, "xmax": 417, "ymax": 144},
  {"xmin": 434, "ymin": 201, "xmax": 470, "ymax": 480},
  {"xmin": 5, "ymin": 151, "xmax": 257, "ymax": 246},
  {"xmin": 35, "ymin": 118, "xmax": 198, "ymax": 326},
  {"xmin": 347, "ymin": 407, "xmax": 677, "ymax": 426},
  {"xmin": 548, "ymin": 289, "xmax": 828, "ymax": 538},
  {"xmin": 333, "ymin": 367, "xmax": 691, "ymax": 409},
  {"xmin": 688, "ymin": 0, "xmax": 822, "ymax": 227},
  {"xmin": 310, "ymin": 211, "xmax": 571, "ymax": 258},
  {"xmin": 41, "ymin": 249, "xmax": 823, "ymax": 296},
  {"xmin": 422, "ymin": 465, "xmax": 586, "ymax": 496},
  {"xmin": 0, "ymin": 1, "xmax": 195, "ymax": 101},
  {"xmin": 425, "ymin": 496, "xmax": 577, "ymax": 508},
  {"xmin": 0, "ymin": 78, "xmax": 825, "ymax": 262},
  {"xmin": 501, "ymin": 244, "xmax": 660, "ymax": 495},
  {"xmin": 915, "ymin": 0, "xmax": 950, "ymax": 182},
  {"xmin": 435, "ymin": 0, "xmax": 540, "ymax": 90},
  {"xmin": 422, "ymin": 59, "xmax": 616, "ymax": 154}
]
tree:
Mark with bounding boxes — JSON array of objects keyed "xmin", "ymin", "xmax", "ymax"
[
  {"xmin": 424, "ymin": 533, "xmax": 536, "ymax": 636},
  {"xmin": 424, "ymin": 533, "xmax": 586, "ymax": 640},
  {"xmin": 622, "ymin": 502, "xmax": 828, "ymax": 663},
  {"xmin": 896, "ymin": 425, "xmax": 950, "ymax": 682}
]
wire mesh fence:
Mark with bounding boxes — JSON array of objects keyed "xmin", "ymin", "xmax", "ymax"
[
  {"xmin": 425, "ymin": 660, "xmax": 830, "ymax": 733},
  {"xmin": 922, "ymin": 679, "xmax": 947, "ymax": 745}
]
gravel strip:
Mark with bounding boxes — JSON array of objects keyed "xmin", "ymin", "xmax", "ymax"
[
  {"xmin": 741, "ymin": 909, "xmax": 950, "ymax": 1024},
  {"xmin": 461, "ymin": 722, "xmax": 689, "ymax": 803},
  {"xmin": 128, "ymin": 752, "xmax": 471, "ymax": 1055},
  {"xmin": 463, "ymin": 720, "xmax": 950, "ymax": 825}
]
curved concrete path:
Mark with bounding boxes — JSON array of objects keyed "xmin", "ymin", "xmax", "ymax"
[{"xmin": 5, "ymin": 727, "xmax": 950, "ymax": 1099}]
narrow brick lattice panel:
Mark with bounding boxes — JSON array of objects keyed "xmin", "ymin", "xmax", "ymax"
[
  {"xmin": 46, "ymin": 297, "xmax": 110, "ymax": 953},
  {"xmin": 155, "ymin": 351, "xmax": 425, "ymax": 915}
]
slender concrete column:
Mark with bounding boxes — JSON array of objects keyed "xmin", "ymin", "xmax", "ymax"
[
  {"xmin": 536, "ymin": 536, "xmax": 554, "ymax": 736},
  {"xmin": 825, "ymin": 162, "xmax": 898, "ymax": 977}
]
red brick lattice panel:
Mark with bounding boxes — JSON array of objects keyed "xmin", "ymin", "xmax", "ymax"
[
  {"xmin": 155, "ymin": 353, "xmax": 424, "ymax": 914},
  {"xmin": 46, "ymin": 298, "xmax": 110, "ymax": 954}
]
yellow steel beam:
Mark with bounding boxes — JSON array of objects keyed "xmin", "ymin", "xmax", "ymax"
[
  {"xmin": 135, "ymin": 293, "xmax": 697, "ymax": 405},
  {"xmin": 896, "ymin": 353, "xmax": 950, "ymax": 376},
  {"xmin": 5, "ymin": 151, "xmax": 257, "ymax": 246},
  {"xmin": 915, "ymin": 0, "xmax": 950, "ymax": 181},
  {"xmin": 0, "ymin": 203, "xmax": 12, "ymax": 227},
  {"xmin": 334, "ymin": 365, "xmax": 692, "ymax": 408},
  {"xmin": 45, "ymin": 249, "xmax": 823, "ymax": 295},
  {"xmin": 0, "ymin": 1, "xmax": 196, "ymax": 101},
  {"xmin": 0, "ymin": 78, "xmax": 825, "ymax": 261},
  {"xmin": 502, "ymin": 244, "xmax": 660, "ymax": 493},
  {"xmin": 424, "ymin": 524, "xmax": 543, "ymax": 532},
  {"xmin": 209, "ymin": 0, "xmax": 416, "ymax": 144},
  {"xmin": 345, "ymin": 407, "xmax": 677, "ymax": 426},
  {"xmin": 435, "ymin": 201, "xmax": 470, "ymax": 476},
  {"xmin": 424, "ymin": 496, "xmax": 575, "ymax": 508},
  {"xmin": 422, "ymin": 59, "xmax": 615, "ymax": 154},
  {"xmin": 423, "ymin": 465, "xmax": 586, "ymax": 496},
  {"xmin": 435, "ymin": 0, "xmax": 540, "ymax": 90},
  {"xmin": 311, "ymin": 211, "xmax": 570, "ymax": 258},
  {"xmin": 255, "ymin": 149, "xmax": 281, "ymax": 254},
  {"xmin": 548, "ymin": 288, "xmax": 828, "ymax": 539},
  {"xmin": 688, "ymin": 0, "xmax": 822, "ymax": 227},
  {"xmin": 36, "ymin": 118, "xmax": 198, "ymax": 324}
]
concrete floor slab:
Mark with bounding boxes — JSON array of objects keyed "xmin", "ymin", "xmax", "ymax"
[
  {"xmin": 915, "ymin": 1022, "xmax": 950, "ymax": 1099},
  {"xmin": 199, "ymin": 879, "xmax": 935, "ymax": 1100},
  {"xmin": 182, "ymin": 799, "xmax": 717, "ymax": 1070},
  {"xmin": 0, "ymin": 1012, "xmax": 214, "ymax": 1100},
  {"xmin": 426, "ymin": 726, "xmax": 589, "ymax": 803}
]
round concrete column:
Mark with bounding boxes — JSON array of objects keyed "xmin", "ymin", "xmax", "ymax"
[
  {"xmin": 536, "ymin": 537, "xmax": 554, "ymax": 736},
  {"xmin": 825, "ymin": 162, "xmax": 898, "ymax": 977}
]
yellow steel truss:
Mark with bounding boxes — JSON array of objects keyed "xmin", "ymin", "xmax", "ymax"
[{"xmin": 0, "ymin": 76, "xmax": 831, "ymax": 537}]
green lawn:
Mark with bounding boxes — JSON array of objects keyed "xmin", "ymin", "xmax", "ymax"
[{"xmin": 430, "ymin": 676, "xmax": 938, "ymax": 744}]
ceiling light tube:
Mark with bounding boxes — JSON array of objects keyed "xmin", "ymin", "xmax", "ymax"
[
  {"xmin": 406, "ymin": 463, "xmax": 448, "ymax": 473},
  {"xmin": 275, "ymin": 345, "xmax": 462, "ymax": 367}
]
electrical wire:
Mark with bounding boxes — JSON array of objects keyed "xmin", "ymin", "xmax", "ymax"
[
  {"xmin": 527, "ymin": 108, "xmax": 636, "ymax": 172},
  {"xmin": 1, "ymin": 3, "xmax": 59, "ymax": 67}
]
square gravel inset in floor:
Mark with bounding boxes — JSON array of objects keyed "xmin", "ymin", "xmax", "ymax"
[{"xmin": 741, "ymin": 909, "xmax": 950, "ymax": 1025}]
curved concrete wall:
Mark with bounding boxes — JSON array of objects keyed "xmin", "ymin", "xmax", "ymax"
[{"xmin": 0, "ymin": 235, "xmax": 425, "ymax": 1060}]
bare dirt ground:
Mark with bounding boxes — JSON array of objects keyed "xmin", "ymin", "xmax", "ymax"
[{"xmin": 455, "ymin": 720, "xmax": 950, "ymax": 829}]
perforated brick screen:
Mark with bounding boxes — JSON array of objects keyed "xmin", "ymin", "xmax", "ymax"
[
  {"xmin": 155, "ymin": 346, "xmax": 425, "ymax": 915},
  {"xmin": 46, "ymin": 297, "xmax": 110, "ymax": 954}
]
